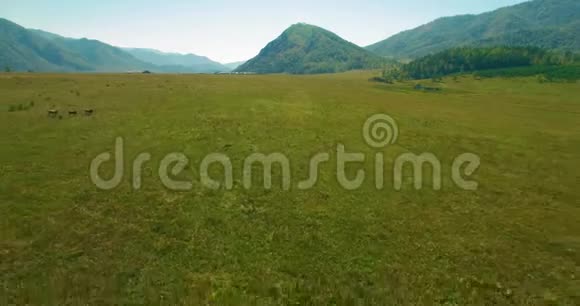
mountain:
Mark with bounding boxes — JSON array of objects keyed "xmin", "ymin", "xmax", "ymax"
[
  {"xmin": 223, "ymin": 61, "xmax": 246, "ymax": 70},
  {"xmin": 366, "ymin": 0, "xmax": 580, "ymax": 59},
  {"xmin": 0, "ymin": 18, "xmax": 227, "ymax": 73},
  {"xmin": 124, "ymin": 48, "xmax": 230, "ymax": 73},
  {"xmin": 41, "ymin": 35, "xmax": 154, "ymax": 72},
  {"xmin": 235, "ymin": 23, "xmax": 388, "ymax": 74},
  {"xmin": 0, "ymin": 18, "xmax": 92, "ymax": 72},
  {"xmin": 0, "ymin": 18, "xmax": 151, "ymax": 72}
]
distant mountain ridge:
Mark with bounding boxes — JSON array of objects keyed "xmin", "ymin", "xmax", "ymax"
[
  {"xmin": 123, "ymin": 48, "xmax": 230, "ymax": 73},
  {"xmin": 0, "ymin": 18, "xmax": 229, "ymax": 73},
  {"xmin": 366, "ymin": 0, "xmax": 580, "ymax": 59},
  {"xmin": 236, "ymin": 23, "xmax": 389, "ymax": 74},
  {"xmin": 2, "ymin": 0, "xmax": 579, "ymax": 73},
  {"xmin": 0, "ymin": 18, "xmax": 149, "ymax": 72},
  {"xmin": 223, "ymin": 61, "xmax": 246, "ymax": 70}
]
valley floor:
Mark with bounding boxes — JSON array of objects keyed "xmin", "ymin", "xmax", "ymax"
[{"xmin": 0, "ymin": 72, "xmax": 579, "ymax": 304}]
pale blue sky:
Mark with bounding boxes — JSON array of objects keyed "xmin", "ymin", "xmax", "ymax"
[{"xmin": 1, "ymin": 0, "xmax": 528, "ymax": 63}]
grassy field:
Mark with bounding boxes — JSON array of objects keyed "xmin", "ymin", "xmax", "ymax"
[{"xmin": 0, "ymin": 72, "xmax": 579, "ymax": 304}]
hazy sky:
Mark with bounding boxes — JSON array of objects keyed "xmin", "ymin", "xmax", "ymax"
[{"xmin": 1, "ymin": 0, "xmax": 528, "ymax": 63}]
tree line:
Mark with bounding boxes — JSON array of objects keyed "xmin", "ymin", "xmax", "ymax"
[{"xmin": 380, "ymin": 47, "xmax": 579, "ymax": 81}]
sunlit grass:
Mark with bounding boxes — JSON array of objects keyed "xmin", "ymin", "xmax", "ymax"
[{"xmin": 0, "ymin": 72, "xmax": 579, "ymax": 304}]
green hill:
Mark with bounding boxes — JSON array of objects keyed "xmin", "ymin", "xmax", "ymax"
[
  {"xmin": 1, "ymin": 18, "xmax": 227, "ymax": 73},
  {"xmin": 44, "ymin": 37, "xmax": 153, "ymax": 73},
  {"xmin": 0, "ymin": 18, "xmax": 152, "ymax": 72},
  {"xmin": 235, "ymin": 23, "xmax": 388, "ymax": 74},
  {"xmin": 0, "ymin": 18, "xmax": 93, "ymax": 72},
  {"xmin": 366, "ymin": 0, "xmax": 580, "ymax": 59}
]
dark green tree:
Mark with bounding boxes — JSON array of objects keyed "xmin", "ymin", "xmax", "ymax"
[{"xmin": 398, "ymin": 47, "xmax": 574, "ymax": 80}]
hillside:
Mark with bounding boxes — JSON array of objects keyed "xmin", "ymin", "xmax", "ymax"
[
  {"xmin": 0, "ymin": 18, "xmax": 152, "ymax": 72},
  {"xmin": 124, "ymin": 48, "xmax": 230, "ymax": 73},
  {"xmin": 0, "ymin": 18, "xmax": 93, "ymax": 72},
  {"xmin": 236, "ymin": 23, "xmax": 388, "ymax": 74},
  {"xmin": 366, "ymin": 0, "xmax": 580, "ymax": 59},
  {"xmin": 43, "ymin": 36, "xmax": 154, "ymax": 72},
  {"xmin": 0, "ymin": 18, "xmax": 227, "ymax": 73}
]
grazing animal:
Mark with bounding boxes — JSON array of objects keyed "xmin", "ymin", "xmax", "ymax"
[
  {"xmin": 68, "ymin": 110, "xmax": 78, "ymax": 116},
  {"xmin": 84, "ymin": 109, "xmax": 94, "ymax": 116},
  {"xmin": 48, "ymin": 110, "xmax": 58, "ymax": 118}
]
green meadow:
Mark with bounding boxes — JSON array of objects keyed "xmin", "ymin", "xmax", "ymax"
[{"xmin": 1, "ymin": 72, "xmax": 579, "ymax": 304}]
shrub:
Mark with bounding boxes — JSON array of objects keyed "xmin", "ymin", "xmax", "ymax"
[
  {"xmin": 537, "ymin": 74, "xmax": 549, "ymax": 83},
  {"xmin": 369, "ymin": 76, "xmax": 393, "ymax": 84},
  {"xmin": 7, "ymin": 101, "xmax": 35, "ymax": 112}
]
